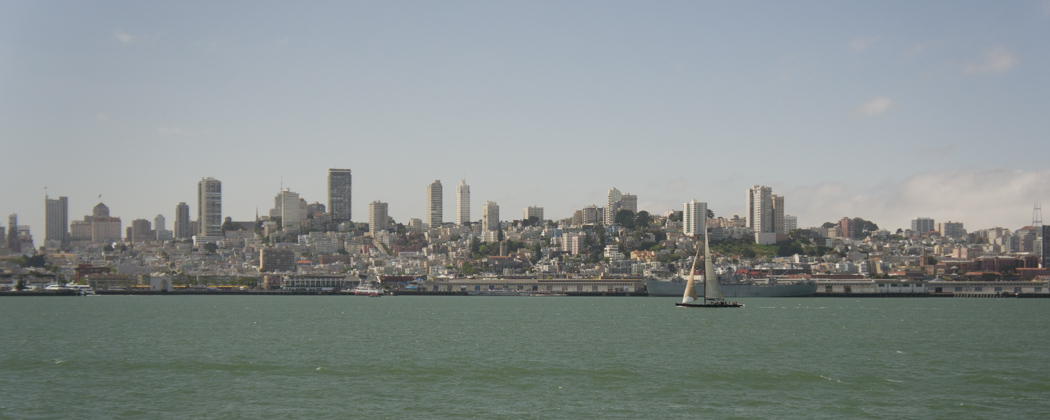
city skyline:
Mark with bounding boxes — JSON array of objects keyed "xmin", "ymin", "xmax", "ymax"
[{"xmin": 2, "ymin": 2, "xmax": 1049, "ymax": 233}]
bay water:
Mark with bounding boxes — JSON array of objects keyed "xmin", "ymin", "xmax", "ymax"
[{"xmin": 2, "ymin": 296, "xmax": 1048, "ymax": 419}]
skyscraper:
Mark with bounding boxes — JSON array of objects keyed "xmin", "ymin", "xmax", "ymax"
[
  {"xmin": 7, "ymin": 214, "xmax": 20, "ymax": 252},
  {"xmin": 279, "ymin": 190, "xmax": 302, "ymax": 233},
  {"xmin": 482, "ymin": 201, "xmax": 500, "ymax": 242},
  {"xmin": 747, "ymin": 185, "xmax": 773, "ymax": 234},
  {"xmin": 772, "ymin": 194, "xmax": 785, "ymax": 234},
  {"xmin": 197, "ymin": 177, "xmax": 222, "ymax": 237},
  {"xmin": 328, "ymin": 169, "xmax": 352, "ymax": 223},
  {"xmin": 426, "ymin": 180, "xmax": 443, "ymax": 228},
  {"xmin": 684, "ymin": 199, "xmax": 708, "ymax": 236},
  {"xmin": 605, "ymin": 188, "xmax": 623, "ymax": 224},
  {"xmin": 154, "ymin": 214, "xmax": 166, "ymax": 232},
  {"xmin": 368, "ymin": 201, "xmax": 388, "ymax": 236},
  {"xmin": 456, "ymin": 179, "xmax": 470, "ymax": 225},
  {"xmin": 174, "ymin": 202, "xmax": 191, "ymax": 239},
  {"xmin": 45, "ymin": 196, "xmax": 69, "ymax": 247}
]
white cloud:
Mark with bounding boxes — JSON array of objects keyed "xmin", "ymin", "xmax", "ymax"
[
  {"xmin": 965, "ymin": 47, "xmax": 1019, "ymax": 74},
  {"xmin": 853, "ymin": 95, "xmax": 893, "ymax": 116},
  {"xmin": 785, "ymin": 168, "xmax": 1050, "ymax": 231},
  {"xmin": 849, "ymin": 36, "xmax": 880, "ymax": 52},
  {"xmin": 112, "ymin": 29, "xmax": 134, "ymax": 44}
]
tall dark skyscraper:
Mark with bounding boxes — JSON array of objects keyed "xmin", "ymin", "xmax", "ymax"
[
  {"xmin": 45, "ymin": 195, "xmax": 69, "ymax": 247},
  {"xmin": 1043, "ymin": 225, "xmax": 1050, "ymax": 269},
  {"xmin": 7, "ymin": 213, "xmax": 20, "ymax": 252},
  {"xmin": 174, "ymin": 202, "xmax": 191, "ymax": 239},
  {"xmin": 328, "ymin": 168, "xmax": 352, "ymax": 223}
]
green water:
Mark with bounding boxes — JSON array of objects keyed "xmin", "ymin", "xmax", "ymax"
[{"xmin": 2, "ymin": 296, "xmax": 1048, "ymax": 419}]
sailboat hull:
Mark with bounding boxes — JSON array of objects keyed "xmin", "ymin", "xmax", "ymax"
[{"xmin": 675, "ymin": 302, "xmax": 743, "ymax": 308}]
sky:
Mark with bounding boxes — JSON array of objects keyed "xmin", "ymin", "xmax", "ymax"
[{"xmin": 2, "ymin": 1, "xmax": 1049, "ymax": 237}]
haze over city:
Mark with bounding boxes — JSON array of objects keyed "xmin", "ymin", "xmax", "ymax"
[{"xmin": 2, "ymin": 1, "xmax": 1049, "ymax": 233}]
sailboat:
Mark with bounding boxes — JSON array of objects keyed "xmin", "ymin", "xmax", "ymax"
[{"xmin": 675, "ymin": 229, "xmax": 742, "ymax": 308}]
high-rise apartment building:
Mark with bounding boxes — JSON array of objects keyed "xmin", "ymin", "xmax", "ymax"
[
  {"xmin": 426, "ymin": 180, "xmax": 443, "ymax": 228},
  {"xmin": 197, "ymin": 177, "xmax": 222, "ymax": 237},
  {"xmin": 456, "ymin": 179, "xmax": 470, "ymax": 225},
  {"xmin": 784, "ymin": 215, "xmax": 798, "ymax": 232},
  {"xmin": 45, "ymin": 196, "xmax": 69, "ymax": 247},
  {"xmin": 911, "ymin": 217, "xmax": 935, "ymax": 235},
  {"xmin": 174, "ymin": 202, "xmax": 191, "ymax": 239},
  {"xmin": 368, "ymin": 201, "xmax": 389, "ymax": 236},
  {"xmin": 277, "ymin": 190, "xmax": 302, "ymax": 233},
  {"xmin": 131, "ymin": 219, "xmax": 152, "ymax": 243},
  {"xmin": 328, "ymin": 169, "xmax": 352, "ymax": 223},
  {"xmin": 154, "ymin": 214, "xmax": 166, "ymax": 232},
  {"xmin": 605, "ymin": 188, "xmax": 623, "ymax": 224},
  {"xmin": 772, "ymin": 194, "xmax": 785, "ymax": 234},
  {"xmin": 482, "ymin": 201, "xmax": 500, "ymax": 242},
  {"xmin": 7, "ymin": 214, "xmax": 20, "ymax": 252},
  {"xmin": 937, "ymin": 221, "xmax": 966, "ymax": 238},
  {"xmin": 684, "ymin": 199, "xmax": 708, "ymax": 236},
  {"xmin": 524, "ymin": 206, "xmax": 543, "ymax": 221},
  {"xmin": 747, "ymin": 185, "xmax": 774, "ymax": 234}
]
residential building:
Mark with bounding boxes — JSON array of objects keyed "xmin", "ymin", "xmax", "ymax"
[
  {"xmin": 456, "ymin": 179, "xmax": 470, "ymax": 225},
  {"xmin": 131, "ymin": 219, "xmax": 152, "ymax": 243},
  {"xmin": 838, "ymin": 217, "xmax": 854, "ymax": 240},
  {"xmin": 174, "ymin": 202, "xmax": 191, "ymax": 239},
  {"xmin": 328, "ymin": 168, "xmax": 352, "ymax": 223},
  {"xmin": 279, "ymin": 190, "xmax": 302, "ymax": 233},
  {"xmin": 747, "ymin": 185, "xmax": 774, "ymax": 234},
  {"xmin": 684, "ymin": 199, "xmax": 708, "ymax": 236},
  {"xmin": 605, "ymin": 188, "xmax": 622, "ymax": 224},
  {"xmin": 426, "ymin": 180, "xmax": 443, "ymax": 227},
  {"xmin": 92, "ymin": 216, "xmax": 121, "ymax": 244},
  {"xmin": 912, "ymin": 217, "xmax": 935, "ymax": 235},
  {"xmin": 482, "ymin": 201, "xmax": 499, "ymax": 242},
  {"xmin": 938, "ymin": 221, "xmax": 966, "ymax": 238},
  {"xmin": 45, "ymin": 196, "xmax": 68, "ymax": 247},
  {"xmin": 784, "ymin": 215, "xmax": 798, "ymax": 232},
  {"xmin": 260, "ymin": 248, "xmax": 296, "ymax": 272},
  {"xmin": 772, "ymin": 194, "xmax": 785, "ymax": 234},
  {"xmin": 7, "ymin": 214, "xmax": 19, "ymax": 252},
  {"xmin": 524, "ymin": 206, "xmax": 543, "ymax": 221},
  {"xmin": 368, "ymin": 201, "xmax": 389, "ymax": 236},
  {"xmin": 197, "ymin": 177, "xmax": 222, "ymax": 237}
]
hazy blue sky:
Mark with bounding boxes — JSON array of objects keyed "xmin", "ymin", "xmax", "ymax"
[{"xmin": 2, "ymin": 1, "xmax": 1049, "ymax": 235}]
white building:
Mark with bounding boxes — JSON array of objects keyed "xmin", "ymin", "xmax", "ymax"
[
  {"xmin": 456, "ymin": 179, "xmax": 470, "ymax": 225},
  {"xmin": 524, "ymin": 206, "xmax": 543, "ymax": 221},
  {"xmin": 279, "ymin": 190, "xmax": 302, "ymax": 233},
  {"xmin": 683, "ymin": 199, "xmax": 707, "ymax": 236},
  {"xmin": 197, "ymin": 177, "xmax": 222, "ymax": 237},
  {"xmin": 369, "ymin": 201, "xmax": 389, "ymax": 236},
  {"xmin": 482, "ymin": 201, "xmax": 499, "ymax": 242}
]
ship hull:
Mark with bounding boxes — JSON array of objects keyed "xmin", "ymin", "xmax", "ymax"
[{"xmin": 646, "ymin": 279, "xmax": 817, "ymax": 297}]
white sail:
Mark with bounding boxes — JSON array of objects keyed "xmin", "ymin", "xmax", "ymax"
[
  {"xmin": 682, "ymin": 246, "xmax": 701, "ymax": 303},
  {"xmin": 703, "ymin": 230, "xmax": 723, "ymax": 301}
]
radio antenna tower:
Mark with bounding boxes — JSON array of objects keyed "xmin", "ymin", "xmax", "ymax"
[{"xmin": 1034, "ymin": 203, "xmax": 1043, "ymax": 229}]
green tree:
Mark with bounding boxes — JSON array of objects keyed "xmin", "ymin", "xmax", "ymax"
[
  {"xmin": 615, "ymin": 210, "xmax": 636, "ymax": 229},
  {"xmin": 203, "ymin": 243, "xmax": 218, "ymax": 254},
  {"xmin": 635, "ymin": 211, "xmax": 652, "ymax": 229}
]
